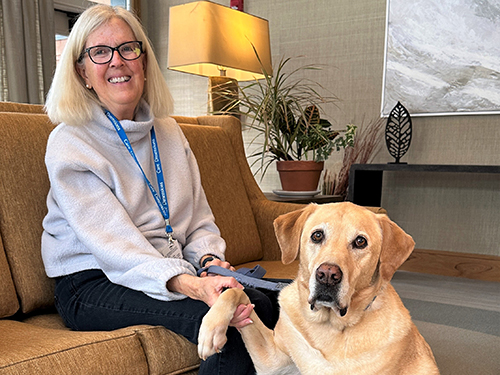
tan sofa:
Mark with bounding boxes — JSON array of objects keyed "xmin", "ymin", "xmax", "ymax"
[{"xmin": 0, "ymin": 101, "xmax": 383, "ymax": 374}]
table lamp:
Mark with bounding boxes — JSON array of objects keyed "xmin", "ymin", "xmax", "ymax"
[{"xmin": 167, "ymin": 0, "xmax": 272, "ymax": 113}]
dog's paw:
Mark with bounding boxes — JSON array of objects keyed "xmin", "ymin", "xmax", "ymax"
[{"xmin": 197, "ymin": 317, "xmax": 229, "ymax": 360}]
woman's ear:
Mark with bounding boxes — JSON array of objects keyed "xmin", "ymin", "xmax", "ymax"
[{"xmin": 75, "ymin": 62, "xmax": 90, "ymax": 88}]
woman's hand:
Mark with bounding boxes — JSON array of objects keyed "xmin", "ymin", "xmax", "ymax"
[
  {"xmin": 229, "ymin": 303, "xmax": 254, "ymax": 329},
  {"xmin": 198, "ymin": 255, "xmax": 235, "ymax": 277},
  {"xmin": 167, "ymin": 274, "xmax": 254, "ymax": 330},
  {"xmin": 167, "ymin": 273, "xmax": 243, "ymax": 307}
]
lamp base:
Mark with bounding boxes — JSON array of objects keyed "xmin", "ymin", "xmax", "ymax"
[{"xmin": 208, "ymin": 76, "xmax": 239, "ymax": 115}]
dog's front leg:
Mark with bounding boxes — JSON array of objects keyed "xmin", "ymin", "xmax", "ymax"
[
  {"xmin": 239, "ymin": 317, "xmax": 298, "ymax": 375},
  {"xmin": 198, "ymin": 288, "xmax": 295, "ymax": 374},
  {"xmin": 198, "ymin": 288, "xmax": 252, "ymax": 360}
]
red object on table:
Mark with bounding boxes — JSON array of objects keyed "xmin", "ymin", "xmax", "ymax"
[{"xmin": 230, "ymin": 0, "xmax": 244, "ymax": 11}]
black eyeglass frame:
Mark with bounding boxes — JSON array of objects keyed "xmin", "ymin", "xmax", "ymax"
[{"xmin": 78, "ymin": 40, "xmax": 144, "ymax": 64}]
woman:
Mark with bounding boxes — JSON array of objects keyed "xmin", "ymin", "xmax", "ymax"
[{"xmin": 42, "ymin": 5, "xmax": 278, "ymax": 374}]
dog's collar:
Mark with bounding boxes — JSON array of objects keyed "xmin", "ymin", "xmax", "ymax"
[{"xmin": 364, "ymin": 295, "xmax": 377, "ymax": 311}]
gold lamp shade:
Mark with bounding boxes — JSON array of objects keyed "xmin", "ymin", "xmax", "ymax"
[{"xmin": 167, "ymin": 1, "xmax": 272, "ymax": 81}]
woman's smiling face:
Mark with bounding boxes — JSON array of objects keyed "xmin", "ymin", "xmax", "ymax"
[{"xmin": 77, "ymin": 17, "xmax": 146, "ymax": 120}]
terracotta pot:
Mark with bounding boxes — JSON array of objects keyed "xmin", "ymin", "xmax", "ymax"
[{"xmin": 276, "ymin": 161, "xmax": 324, "ymax": 191}]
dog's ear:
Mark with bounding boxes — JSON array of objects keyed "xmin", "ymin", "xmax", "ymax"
[
  {"xmin": 274, "ymin": 205, "xmax": 316, "ymax": 264},
  {"xmin": 379, "ymin": 215, "xmax": 415, "ymax": 282}
]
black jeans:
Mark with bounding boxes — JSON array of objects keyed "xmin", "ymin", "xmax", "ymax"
[{"xmin": 54, "ymin": 269, "xmax": 283, "ymax": 375}]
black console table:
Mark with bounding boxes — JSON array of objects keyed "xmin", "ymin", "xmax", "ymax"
[{"xmin": 347, "ymin": 164, "xmax": 500, "ymax": 206}]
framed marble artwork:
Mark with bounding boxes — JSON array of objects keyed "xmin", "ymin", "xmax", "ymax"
[{"xmin": 381, "ymin": 0, "xmax": 500, "ymax": 116}]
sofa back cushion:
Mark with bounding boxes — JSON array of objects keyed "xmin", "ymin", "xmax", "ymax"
[
  {"xmin": 0, "ymin": 113, "xmax": 55, "ymax": 314},
  {"xmin": 179, "ymin": 123, "xmax": 263, "ymax": 265},
  {"xmin": 0, "ymin": 101, "xmax": 45, "ymax": 113}
]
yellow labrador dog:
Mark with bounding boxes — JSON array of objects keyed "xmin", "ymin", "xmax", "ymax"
[{"xmin": 199, "ymin": 202, "xmax": 439, "ymax": 374}]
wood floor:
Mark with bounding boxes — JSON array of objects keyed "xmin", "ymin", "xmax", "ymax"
[{"xmin": 401, "ymin": 248, "xmax": 500, "ymax": 282}]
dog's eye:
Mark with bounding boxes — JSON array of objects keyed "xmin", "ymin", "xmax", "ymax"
[
  {"xmin": 311, "ymin": 230, "xmax": 324, "ymax": 243},
  {"xmin": 353, "ymin": 236, "xmax": 368, "ymax": 249}
]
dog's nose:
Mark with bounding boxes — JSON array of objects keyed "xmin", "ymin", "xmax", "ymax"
[{"xmin": 316, "ymin": 263, "xmax": 342, "ymax": 286}]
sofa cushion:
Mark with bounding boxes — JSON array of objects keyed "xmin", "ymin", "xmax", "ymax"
[
  {"xmin": 133, "ymin": 325, "xmax": 200, "ymax": 375},
  {"xmin": 0, "ymin": 320, "xmax": 148, "ymax": 375},
  {"xmin": 0, "ymin": 113, "xmax": 55, "ymax": 314},
  {"xmin": 0, "ymin": 237, "xmax": 19, "ymax": 318},
  {"xmin": 23, "ymin": 314, "xmax": 201, "ymax": 375},
  {"xmin": 180, "ymin": 124, "xmax": 263, "ymax": 265}
]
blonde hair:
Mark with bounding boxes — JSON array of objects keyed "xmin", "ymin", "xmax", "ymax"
[{"xmin": 45, "ymin": 4, "xmax": 173, "ymax": 125}]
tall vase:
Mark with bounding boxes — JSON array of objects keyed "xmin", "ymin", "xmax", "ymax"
[{"xmin": 276, "ymin": 161, "xmax": 324, "ymax": 191}]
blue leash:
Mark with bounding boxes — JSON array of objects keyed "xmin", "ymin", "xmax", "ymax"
[{"xmin": 197, "ymin": 265, "xmax": 289, "ymax": 291}]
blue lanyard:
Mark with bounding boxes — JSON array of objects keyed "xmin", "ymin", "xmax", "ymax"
[{"xmin": 105, "ymin": 110, "xmax": 174, "ymax": 243}]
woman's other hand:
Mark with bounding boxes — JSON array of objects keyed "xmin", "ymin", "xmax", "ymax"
[
  {"xmin": 230, "ymin": 303, "xmax": 254, "ymax": 329},
  {"xmin": 199, "ymin": 255, "xmax": 235, "ymax": 277}
]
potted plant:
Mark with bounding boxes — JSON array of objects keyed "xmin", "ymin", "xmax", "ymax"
[{"xmin": 219, "ymin": 56, "xmax": 355, "ymax": 191}]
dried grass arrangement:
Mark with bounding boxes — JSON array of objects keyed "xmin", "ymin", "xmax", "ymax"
[{"xmin": 332, "ymin": 118, "xmax": 386, "ymax": 197}]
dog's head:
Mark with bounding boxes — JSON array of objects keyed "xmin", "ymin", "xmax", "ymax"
[{"xmin": 273, "ymin": 202, "xmax": 415, "ymax": 320}]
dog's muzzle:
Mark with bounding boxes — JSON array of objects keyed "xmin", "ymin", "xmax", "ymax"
[{"xmin": 309, "ymin": 263, "xmax": 348, "ymax": 316}]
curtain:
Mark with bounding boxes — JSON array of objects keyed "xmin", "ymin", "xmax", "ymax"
[{"xmin": 0, "ymin": 0, "xmax": 55, "ymax": 104}]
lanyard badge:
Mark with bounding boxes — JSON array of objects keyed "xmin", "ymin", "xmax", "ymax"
[{"xmin": 105, "ymin": 110, "xmax": 175, "ymax": 245}]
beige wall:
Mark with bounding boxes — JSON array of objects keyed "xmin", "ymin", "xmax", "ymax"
[{"xmin": 142, "ymin": 0, "xmax": 499, "ymax": 257}]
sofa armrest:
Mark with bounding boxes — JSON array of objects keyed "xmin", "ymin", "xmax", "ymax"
[{"xmin": 250, "ymin": 199, "xmax": 305, "ymax": 261}]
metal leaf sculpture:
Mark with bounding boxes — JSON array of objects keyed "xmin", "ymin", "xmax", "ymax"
[{"xmin": 385, "ymin": 102, "xmax": 412, "ymax": 164}]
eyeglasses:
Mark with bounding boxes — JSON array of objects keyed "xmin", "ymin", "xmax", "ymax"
[{"xmin": 79, "ymin": 41, "xmax": 143, "ymax": 64}]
